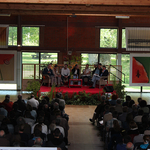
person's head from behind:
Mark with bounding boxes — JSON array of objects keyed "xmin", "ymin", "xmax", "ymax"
[
  {"xmin": 37, "ymin": 117, "xmax": 44, "ymax": 125},
  {"xmin": 17, "ymin": 117, "xmax": 25, "ymax": 125},
  {"xmin": 53, "ymin": 102, "xmax": 59, "ymax": 110},
  {"xmin": 129, "ymin": 100, "xmax": 135, "ymax": 108},
  {"xmin": 5, "ymin": 95, "xmax": 10, "ymax": 103},
  {"xmin": 126, "ymin": 142, "xmax": 134, "ymax": 150},
  {"xmin": 34, "ymin": 137, "xmax": 43, "ymax": 146},
  {"xmin": 34, "ymin": 124, "xmax": 42, "ymax": 135},
  {"xmin": 116, "ymin": 99, "xmax": 121, "ymax": 105},
  {"xmin": 19, "ymin": 124, "xmax": 24, "ymax": 133},
  {"xmin": 101, "ymin": 95, "xmax": 106, "ymax": 102},
  {"xmin": 18, "ymin": 94, "xmax": 22, "ymax": 101},
  {"xmin": 126, "ymin": 113, "xmax": 133, "ymax": 123},
  {"xmin": 126, "ymin": 95, "xmax": 131, "ymax": 102},
  {"xmin": 123, "ymin": 135, "xmax": 131, "ymax": 144},
  {"xmin": 113, "ymin": 120, "xmax": 120, "ymax": 132},
  {"xmin": 132, "ymin": 104, "xmax": 138, "ymax": 112},
  {"xmin": 129, "ymin": 121, "xmax": 137, "ymax": 129},
  {"xmin": 111, "ymin": 94, "xmax": 118, "ymax": 100},
  {"xmin": 64, "ymin": 64, "xmax": 68, "ymax": 69},
  {"xmin": 0, "ymin": 130, "xmax": 5, "ymax": 137},
  {"xmin": 53, "ymin": 128, "xmax": 61, "ymax": 138},
  {"xmin": 49, "ymin": 123, "xmax": 56, "ymax": 133},
  {"xmin": 137, "ymin": 97, "xmax": 142, "ymax": 104},
  {"xmin": 31, "ymin": 94, "xmax": 35, "ymax": 99},
  {"xmin": 139, "ymin": 100, "xmax": 147, "ymax": 108},
  {"xmin": 143, "ymin": 135, "xmax": 150, "ymax": 144}
]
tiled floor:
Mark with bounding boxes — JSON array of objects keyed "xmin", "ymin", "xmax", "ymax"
[{"xmin": 1, "ymin": 91, "xmax": 150, "ymax": 150}]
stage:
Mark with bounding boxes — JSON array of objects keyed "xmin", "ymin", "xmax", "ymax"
[{"xmin": 39, "ymin": 85, "xmax": 114, "ymax": 95}]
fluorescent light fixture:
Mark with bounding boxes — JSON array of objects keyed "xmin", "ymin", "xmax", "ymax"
[
  {"xmin": 115, "ymin": 16, "xmax": 130, "ymax": 19},
  {"xmin": 0, "ymin": 14, "xmax": 11, "ymax": 17}
]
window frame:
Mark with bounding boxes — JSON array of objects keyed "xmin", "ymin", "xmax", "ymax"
[
  {"xmin": 99, "ymin": 27, "xmax": 118, "ymax": 49},
  {"xmin": 21, "ymin": 26, "xmax": 40, "ymax": 47}
]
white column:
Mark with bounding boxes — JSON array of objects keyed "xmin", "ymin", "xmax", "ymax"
[{"xmin": 117, "ymin": 53, "xmax": 122, "ymax": 81}]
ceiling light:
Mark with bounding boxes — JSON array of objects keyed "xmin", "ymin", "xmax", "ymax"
[{"xmin": 115, "ymin": 16, "xmax": 130, "ymax": 19}]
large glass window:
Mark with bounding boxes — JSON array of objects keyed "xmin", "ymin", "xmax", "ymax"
[
  {"xmin": 8, "ymin": 27, "xmax": 17, "ymax": 46},
  {"xmin": 122, "ymin": 29, "xmax": 126, "ymax": 48},
  {"xmin": 100, "ymin": 28, "xmax": 118, "ymax": 48},
  {"xmin": 99, "ymin": 54, "xmax": 116, "ymax": 65},
  {"xmin": 81, "ymin": 54, "xmax": 98, "ymax": 65},
  {"xmin": 22, "ymin": 27, "xmax": 39, "ymax": 46},
  {"xmin": 22, "ymin": 52, "xmax": 58, "ymax": 79}
]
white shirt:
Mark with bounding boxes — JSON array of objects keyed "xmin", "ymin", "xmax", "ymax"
[
  {"xmin": 82, "ymin": 68, "xmax": 91, "ymax": 76},
  {"xmin": 32, "ymin": 123, "xmax": 48, "ymax": 135},
  {"xmin": 61, "ymin": 68, "xmax": 70, "ymax": 76},
  {"xmin": 27, "ymin": 98, "xmax": 39, "ymax": 108}
]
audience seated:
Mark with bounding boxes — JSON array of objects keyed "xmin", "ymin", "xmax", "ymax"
[
  {"xmin": 115, "ymin": 99, "xmax": 123, "ymax": 114},
  {"xmin": 139, "ymin": 100, "xmax": 149, "ymax": 114},
  {"xmin": 27, "ymin": 94, "xmax": 39, "ymax": 109}
]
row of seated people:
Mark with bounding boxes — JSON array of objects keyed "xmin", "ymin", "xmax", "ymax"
[
  {"xmin": 89, "ymin": 95, "xmax": 150, "ymax": 150},
  {"xmin": 0, "ymin": 92, "xmax": 69, "ymax": 150},
  {"xmin": 42, "ymin": 63, "xmax": 108, "ymax": 88}
]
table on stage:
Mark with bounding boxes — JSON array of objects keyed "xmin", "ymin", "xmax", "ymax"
[{"xmin": 69, "ymin": 79, "xmax": 82, "ymax": 88}]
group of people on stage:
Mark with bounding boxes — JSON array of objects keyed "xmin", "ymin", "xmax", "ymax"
[{"xmin": 42, "ymin": 63, "xmax": 108, "ymax": 88}]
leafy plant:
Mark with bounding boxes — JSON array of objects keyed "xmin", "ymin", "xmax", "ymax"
[
  {"xmin": 113, "ymin": 80, "xmax": 126, "ymax": 99},
  {"xmin": 48, "ymin": 85, "xmax": 56, "ymax": 102},
  {"xmin": 26, "ymin": 80, "xmax": 41, "ymax": 98}
]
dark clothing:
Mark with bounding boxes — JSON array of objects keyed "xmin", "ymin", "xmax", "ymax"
[
  {"xmin": 81, "ymin": 76, "xmax": 91, "ymax": 86},
  {"xmin": 42, "ymin": 67, "xmax": 54, "ymax": 77},
  {"xmin": 19, "ymin": 133, "xmax": 29, "ymax": 143},
  {"xmin": 101, "ymin": 69, "xmax": 109, "ymax": 79},
  {"xmin": 0, "ymin": 137, "xmax": 10, "ymax": 146},
  {"xmin": 61, "ymin": 75, "xmax": 70, "ymax": 85},
  {"xmin": 13, "ymin": 100, "xmax": 26, "ymax": 114},
  {"xmin": 71, "ymin": 68, "xmax": 80, "ymax": 77}
]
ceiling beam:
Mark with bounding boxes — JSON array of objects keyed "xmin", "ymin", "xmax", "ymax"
[
  {"xmin": 0, "ymin": 0, "xmax": 150, "ymax": 6},
  {"xmin": 0, "ymin": 4, "xmax": 150, "ymax": 16},
  {"xmin": 1, "ymin": 9, "xmax": 150, "ymax": 16}
]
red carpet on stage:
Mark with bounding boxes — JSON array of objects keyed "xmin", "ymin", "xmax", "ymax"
[{"xmin": 40, "ymin": 86, "xmax": 107, "ymax": 95}]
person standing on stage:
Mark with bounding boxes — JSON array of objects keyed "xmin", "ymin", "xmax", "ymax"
[
  {"xmin": 61, "ymin": 64, "xmax": 70, "ymax": 85},
  {"xmin": 42, "ymin": 64, "xmax": 55, "ymax": 86}
]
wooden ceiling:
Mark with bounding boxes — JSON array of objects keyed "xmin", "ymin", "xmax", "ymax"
[{"xmin": 0, "ymin": 0, "xmax": 150, "ymax": 16}]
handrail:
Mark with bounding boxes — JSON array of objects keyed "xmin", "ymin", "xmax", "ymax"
[
  {"xmin": 109, "ymin": 72, "xmax": 125, "ymax": 83},
  {"xmin": 110, "ymin": 64, "xmax": 125, "ymax": 76}
]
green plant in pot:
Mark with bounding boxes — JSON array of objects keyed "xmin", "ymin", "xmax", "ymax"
[
  {"xmin": 113, "ymin": 79, "xmax": 126, "ymax": 99},
  {"xmin": 26, "ymin": 80, "xmax": 41, "ymax": 99}
]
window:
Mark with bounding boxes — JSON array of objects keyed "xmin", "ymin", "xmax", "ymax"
[
  {"xmin": 99, "ymin": 54, "xmax": 116, "ymax": 65},
  {"xmin": 22, "ymin": 27, "xmax": 39, "ymax": 46},
  {"xmin": 122, "ymin": 29, "xmax": 126, "ymax": 48},
  {"xmin": 22, "ymin": 52, "xmax": 58, "ymax": 79},
  {"xmin": 100, "ymin": 28, "xmax": 117, "ymax": 48},
  {"xmin": 8, "ymin": 27, "xmax": 17, "ymax": 46},
  {"xmin": 81, "ymin": 54, "xmax": 98, "ymax": 65}
]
